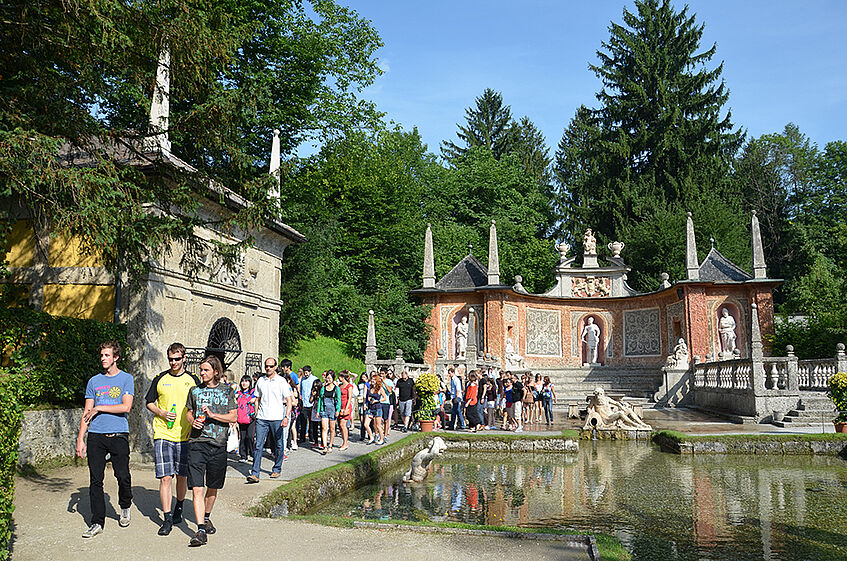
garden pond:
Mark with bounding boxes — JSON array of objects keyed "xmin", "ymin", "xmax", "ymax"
[{"xmin": 311, "ymin": 440, "xmax": 847, "ymax": 561}]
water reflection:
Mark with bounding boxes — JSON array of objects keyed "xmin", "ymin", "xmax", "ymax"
[{"xmin": 316, "ymin": 441, "xmax": 847, "ymax": 561}]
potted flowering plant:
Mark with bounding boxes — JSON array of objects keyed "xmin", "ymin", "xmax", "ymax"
[
  {"xmin": 415, "ymin": 370, "xmax": 440, "ymax": 431},
  {"xmin": 826, "ymin": 371, "xmax": 847, "ymax": 432}
]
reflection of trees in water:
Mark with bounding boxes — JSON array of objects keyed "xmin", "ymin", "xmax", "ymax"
[{"xmin": 346, "ymin": 447, "xmax": 847, "ymax": 561}]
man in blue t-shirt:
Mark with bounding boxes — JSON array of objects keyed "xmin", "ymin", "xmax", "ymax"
[{"xmin": 75, "ymin": 341, "xmax": 135, "ymax": 539}]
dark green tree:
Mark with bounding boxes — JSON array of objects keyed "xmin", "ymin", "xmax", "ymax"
[
  {"xmin": 0, "ymin": 0, "xmax": 382, "ymax": 280},
  {"xmin": 441, "ymin": 88, "xmax": 517, "ymax": 162},
  {"xmin": 554, "ymin": 0, "xmax": 745, "ymax": 289}
]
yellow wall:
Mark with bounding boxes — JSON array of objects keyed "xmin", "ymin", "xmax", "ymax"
[
  {"xmin": 42, "ymin": 284, "xmax": 115, "ymax": 322},
  {"xmin": 48, "ymin": 233, "xmax": 102, "ymax": 267},
  {"xmin": 4, "ymin": 219, "xmax": 35, "ymax": 267}
]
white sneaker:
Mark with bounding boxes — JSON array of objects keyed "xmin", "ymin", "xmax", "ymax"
[
  {"xmin": 82, "ymin": 523, "xmax": 103, "ymax": 538},
  {"xmin": 515, "ymin": 426, "xmax": 524, "ymax": 432},
  {"xmin": 291, "ymin": 442, "xmax": 298, "ymax": 450},
  {"xmin": 119, "ymin": 508, "xmax": 131, "ymax": 527}
]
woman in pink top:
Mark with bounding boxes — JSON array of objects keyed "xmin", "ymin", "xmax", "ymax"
[{"xmin": 337, "ymin": 370, "xmax": 355, "ymax": 450}]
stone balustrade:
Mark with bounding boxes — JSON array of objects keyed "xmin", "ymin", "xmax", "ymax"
[{"xmin": 691, "ymin": 343, "xmax": 845, "ymax": 422}]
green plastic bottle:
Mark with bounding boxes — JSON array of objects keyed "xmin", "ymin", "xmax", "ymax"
[{"xmin": 167, "ymin": 403, "xmax": 177, "ymax": 429}]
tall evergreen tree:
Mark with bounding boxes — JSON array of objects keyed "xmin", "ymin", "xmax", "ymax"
[
  {"xmin": 441, "ymin": 88, "xmax": 517, "ymax": 162},
  {"xmin": 554, "ymin": 0, "xmax": 745, "ymax": 289}
]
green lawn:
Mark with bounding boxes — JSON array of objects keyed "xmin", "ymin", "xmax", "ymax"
[{"xmin": 284, "ymin": 335, "xmax": 365, "ymax": 376}]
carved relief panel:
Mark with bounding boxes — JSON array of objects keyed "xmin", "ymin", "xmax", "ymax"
[
  {"xmin": 525, "ymin": 308, "xmax": 562, "ymax": 356},
  {"xmin": 572, "ymin": 276, "xmax": 611, "ymax": 297},
  {"xmin": 623, "ymin": 308, "xmax": 661, "ymax": 356}
]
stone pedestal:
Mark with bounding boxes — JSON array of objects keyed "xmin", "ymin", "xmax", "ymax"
[{"xmin": 654, "ymin": 366, "xmax": 691, "ymax": 407}]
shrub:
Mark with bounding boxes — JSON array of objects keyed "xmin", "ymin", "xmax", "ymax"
[
  {"xmin": 414, "ymin": 371, "xmax": 439, "ymax": 421},
  {"xmin": 827, "ymin": 371, "xmax": 847, "ymax": 422},
  {"xmin": 0, "ymin": 371, "xmax": 23, "ymax": 560},
  {"xmin": 0, "ymin": 307, "xmax": 127, "ymax": 408}
]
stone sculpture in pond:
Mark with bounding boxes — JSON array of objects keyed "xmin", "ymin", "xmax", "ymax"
[{"xmin": 403, "ymin": 437, "xmax": 447, "ymax": 483}]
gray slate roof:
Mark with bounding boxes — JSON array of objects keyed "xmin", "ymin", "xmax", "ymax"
[
  {"xmin": 436, "ymin": 254, "xmax": 489, "ymax": 289},
  {"xmin": 698, "ymin": 248, "xmax": 752, "ymax": 282}
]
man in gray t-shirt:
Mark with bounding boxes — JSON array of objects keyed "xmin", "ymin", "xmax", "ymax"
[{"xmin": 185, "ymin": 357, "xmax": 236, "ymax": 547}]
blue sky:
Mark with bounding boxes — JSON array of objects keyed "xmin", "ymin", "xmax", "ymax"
[{"xmin": 336, "ymin": 1, "xmax": 847, "ymax": 158}]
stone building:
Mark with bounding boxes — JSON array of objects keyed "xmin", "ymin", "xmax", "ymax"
[
  {"xmin": 411, "ymin": 213, "xmax": 780, "ymax": 403},
  {"xmin": 2, "ymin": 51, "xmax": 304, "ymax": 452}
]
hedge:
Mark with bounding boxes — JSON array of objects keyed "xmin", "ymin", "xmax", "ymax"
[
  {"xmin": 0, "ymin": 372, "xmax": 23, "ymax": 560},
  {"xmin": 0, "ymin": 306, "xmax": 127, "ymax": 408}
]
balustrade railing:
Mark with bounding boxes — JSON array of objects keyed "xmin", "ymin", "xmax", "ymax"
[{"xmin": 797, "ymin": 359, "xmax": 837, "ymax": 390}]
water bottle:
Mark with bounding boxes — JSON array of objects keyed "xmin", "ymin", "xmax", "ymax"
[{"xmin": 167, "ymin": 403, "xmax": 177, "ymax": 429}]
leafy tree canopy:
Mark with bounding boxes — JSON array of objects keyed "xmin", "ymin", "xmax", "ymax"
[
  {"xmin": 554, "ymin": 0, "xmax": 745, "ymax": 290},
  {"xmin": 1, "ymin": 0, "xmax": 382, "ymax": 280}
]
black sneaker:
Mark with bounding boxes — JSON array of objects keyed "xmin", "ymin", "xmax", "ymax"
[
  {"xmin": 189, "ymin": 531, "xmax": 207, "ymax": 547},
  {"xmin": 204, "ymin": 519, "xmax": 216, "ymax": 535},
  {"xmin": 172, "ymin": 507, "xmax": 183, "ymax": 525},
  {"xmin": 158, "ymin": 519, "xmax": 173, "ymax": 536}
]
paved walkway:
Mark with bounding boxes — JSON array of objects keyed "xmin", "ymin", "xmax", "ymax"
[
  {"xmin": 12, "ymin": 430, "xmax": 591, "ymax": 561},
  {"xmin": 12, "ymin": 413, "xmax": 834, "ymax": 561}
]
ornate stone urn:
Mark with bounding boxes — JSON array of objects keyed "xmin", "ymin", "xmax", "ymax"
[{"xmin": 608, "ymin": 241, "xmax": 625, "ymax": 258}]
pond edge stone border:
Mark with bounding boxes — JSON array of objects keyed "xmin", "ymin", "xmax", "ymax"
[{"xmin": 251, "ymin": 432, "xmax": 579, "ymax": 518}]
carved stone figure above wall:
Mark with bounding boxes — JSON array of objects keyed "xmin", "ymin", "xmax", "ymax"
[
  {"xmin": 526, "ymin": 308, "xmax": 561, "ymax": 356},
  {"xmin": 623, "ymin": 308, "xmax": 661, "ymax": 356}
]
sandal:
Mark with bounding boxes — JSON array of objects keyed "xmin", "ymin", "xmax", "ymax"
[{"xmin": 339, "ymin": 445, "xmax": 348, "ymax": 451}]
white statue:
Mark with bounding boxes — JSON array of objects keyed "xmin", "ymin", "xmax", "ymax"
[
  {"xmin": 504, "ymin": 336, "xmax": 525, "ymax": 369},
  {"xmin": 403, "ymin": 437, "xmax": 447, "ymax": 483},
  {"xmin": 719, "ymin": 308, "xmax": 737, "ymax": 354},
  {"xmin": 583, "ymin": 228, "xmax": 597, "ymax": 254},
  {"xmin": 456, "ymin": 316, "xmax": 469, "ymax": 359},
  {"xmin": 583, "ymin": 387, "xmax": 651, "ymax": 430},
  {"xmin": 665, "ymin": 338, "xmax": 689, "ymax": 368},
  {"xmin": 581, "ymin": 317, "xmax": 601, "ymax": 364}
]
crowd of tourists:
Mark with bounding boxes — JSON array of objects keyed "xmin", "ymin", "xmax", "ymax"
[{"xmin": 74, "ymin": 341, "xmax": 557, "ymax": 547}]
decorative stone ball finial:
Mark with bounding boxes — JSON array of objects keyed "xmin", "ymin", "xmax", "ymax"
[
  {"xmin": 514, "ymin": 275, "xmax": 522, "ymax": 284},
  {"xmin": 369, "ymin": 309, "xmax": 374, "ymax": 316},
  {"xmin": 786, "ymin": 345, "xmax": 795, "ymax": 356},
  {"xmin": 661, "ymin": 273, "xmax": 669, "ymax": 281},
  {"xmin": 396, "ymin": 348, "xmax": 404, "ymax": 358},
  {"xmin": 838, "ymin": 342, "xmax": 846, "ymax": 354}
]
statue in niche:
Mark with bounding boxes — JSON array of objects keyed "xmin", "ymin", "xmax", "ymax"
[
  {"xmin": 665, "ymin": 338, "xmax": 690, "ymax": 368},
  {"xmin": 581, "ymin": 317, "xmax": 601, "ymax": 364},
  {"xmin": 719, "ymin": 308, "xmax": 737, "ymax": 354},
  {"xmin": 583, "ymin": 228, "xmax": 597, "ymax": 254},
  {"xmin": 583, "ymin": 387, "xmax": 652, "ymax": 430},
  {"xmin": 455, "ymin": 316, "xmax": 469, "ymax": 359},
  {"xmin": 504, "ymin": 336, "xmax": 525, "ymax": 369}
]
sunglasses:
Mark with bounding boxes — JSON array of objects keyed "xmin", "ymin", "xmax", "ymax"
[
  {"xmin": 265, "ymin": 364, "xmax": 276, "ymax": 369},
  {"xmin": 168, "ymin": 356, "xmax": 184, "ymax": 362}
]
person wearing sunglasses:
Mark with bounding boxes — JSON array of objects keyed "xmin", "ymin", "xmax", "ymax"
[{"xmin": 145, "ymin": 342, "xmax": 201, "ymax": 536}]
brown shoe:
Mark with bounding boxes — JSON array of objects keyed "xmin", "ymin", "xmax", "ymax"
[
  {"xmin": 269, "ymin": 472, "xmax": 281, "ymax": 479},
  {"xmin": 246, "ymin": 475, "xmax": 259, "ymax": 484}
]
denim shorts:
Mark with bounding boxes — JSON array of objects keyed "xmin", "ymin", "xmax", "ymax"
[
  {"xmin": 367, "ymin": 406, "xmax": 384, "ymax": 418},
  {"xmin": 320, "ymin": 409, "xmax": 337, "ymax": 420}
]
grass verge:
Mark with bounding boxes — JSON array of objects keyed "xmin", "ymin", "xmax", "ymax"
[
  {"xmin": 287, "ymin": 335, "xmax": 364, "ymax": 375},
  {"xmin": 275, "ymin": 514, "xmax": 630, "ymax": 561},
  {"xmin": 654, "ymin": 430, "xmax": 847, "ymax": 443}
]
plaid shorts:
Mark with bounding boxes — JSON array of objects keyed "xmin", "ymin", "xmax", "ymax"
[{"xmin": 154, "ymin": 438, "xmax": 189, "ymax": 479}]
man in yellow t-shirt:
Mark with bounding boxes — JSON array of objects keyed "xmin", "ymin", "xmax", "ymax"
[{"xmin": 145, "ymin": 342, "xmax": 200, "ymax": 536}]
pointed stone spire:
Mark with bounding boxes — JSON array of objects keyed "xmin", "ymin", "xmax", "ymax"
[
  {"xmin": 686, "ymin": 212, "xmax": 699, "ymax": 280},
  {"xmin": 365, "ymin": 310, "xmax": 377, "ymax": 366},
  {"xmin": 751, "ymin": 211, "xmax": 767, "ymax": 279},
  {"xmin": 487, "ymin": 220, "xmax": 500, "ymax": 285},
  {"xmin": 423, "ymin": 224, "xmax": 435, "ymax": 288},
  {"xmin": 148, "ymin": 46, "xmax": 171, "ymax": 153},
  {"xmin": 268, "ymin": 129, "xmax": 281, "ymax": 199},
  {"xmin": 466, "ymin": 307, "xmax": 478, "ymax": 370},
  {"xmin": 750, "ymin": 303, "xmax": 763, "ymax": 360}
]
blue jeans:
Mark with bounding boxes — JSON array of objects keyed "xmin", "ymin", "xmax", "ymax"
[
  {"xmin": 449, "ymin": 398, "xmax": 465, "ymax": 429},
  {"xmin": 251, "ymin": 418, "xmax": 287, "ymax": 478},
  {"xmin": 543, "ymin": 397, "xmax": 554, "ymax": 423}
]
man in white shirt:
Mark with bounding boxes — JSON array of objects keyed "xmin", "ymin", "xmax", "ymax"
[{"xmin": 246, "ymin": 358, "xmax": 292, "ymax": 483}]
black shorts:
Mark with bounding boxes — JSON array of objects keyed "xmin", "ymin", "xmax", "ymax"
[{"xmin": 187, "ymin": 441, "xmax": 227, "ymax": 490}]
